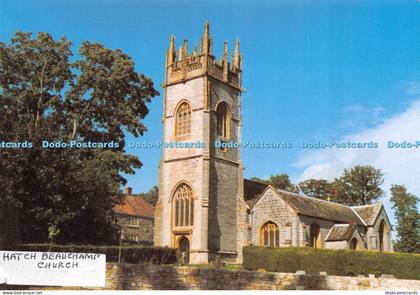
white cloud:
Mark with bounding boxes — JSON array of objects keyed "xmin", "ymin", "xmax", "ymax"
[
  {"xmin": 339, "ymin": 103, "xmax": 385, "ymax": 132},
  {"xmin": 294, "ymin": 99, "xmax": 420, "ymax": 231}
]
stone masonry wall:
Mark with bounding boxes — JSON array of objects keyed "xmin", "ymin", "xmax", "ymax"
[
  {"xmin": 6, "ymin": 263, "xmax": 420, "ymax": 290},
  {"xmin": 117, "ymin": 215, "xmax": 154, "ymax": 244},
  {"xmin": 208, "ymin": 159, "xmax": 238, "ymax": 254},
  {"xmin": 236, "ymin": 195, "xmax": 248, "ymax": 264},
  {"xmin": 325, "ymin": 240, "xmax": 348, "ymax": 250},
  {"xmin": 156, "ymin": 77, "xmax": 207, "ymax": 252},
  {"xmin": 299, "ymin": 215, "xmax": 335, "ymax": 248},
  {"xmin": 251, "ymin": 188, "xmax": 300, "ymax": 247},
  {"xmin": 207, "ymin": 77, "xmax": 241, "ymax": 256},
  {"xmin": 368, "ymin": 208, "xmax": 393, "ymax": 252},
  {"xmin": 103, "ymin": 263, "xmax": 420, "ymax": 290}
]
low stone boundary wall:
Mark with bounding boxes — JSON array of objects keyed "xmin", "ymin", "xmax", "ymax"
[
  {"xmin": 105, "ymin": 263, "xmax": 420, "ymax": 290},
  {"xmin": 2, "ymin": 263, "xmax": 419, "ymax": 290}
]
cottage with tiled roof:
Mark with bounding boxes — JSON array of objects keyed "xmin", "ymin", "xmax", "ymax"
[{"xmin": 114, "ymin": 187, "xmax": 155, "ymax": 244}]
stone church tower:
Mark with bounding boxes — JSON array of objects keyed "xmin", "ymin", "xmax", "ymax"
[{"xmin": 154, "ymin": 22, "xmax": 244, "ymax": 264}]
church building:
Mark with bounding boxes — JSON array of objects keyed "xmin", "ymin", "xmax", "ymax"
[{"xmin": 153, "ymin": 22, "xmax": 393, "ymax": 264}]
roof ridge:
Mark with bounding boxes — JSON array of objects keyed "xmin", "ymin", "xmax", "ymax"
[
  {"xmin": 276, "ymin": 189, "xmax": 352, "ymax": 208},
  {"xmin": 351, "ymin": 204, "xmax": 375, "ymax": 208}
]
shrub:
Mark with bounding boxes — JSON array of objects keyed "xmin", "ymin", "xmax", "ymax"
[
  {"xmin": 243, "ymin": 246, "xmax": 420, "ymax": 280},
  {"xmin": 12, "ymin": 244, "xmax": 177, "ymax": 265}
]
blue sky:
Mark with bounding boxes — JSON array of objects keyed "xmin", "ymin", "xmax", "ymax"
[{"xmin": 1, "ymin": 0, "xmax": 420, "ymax": 227}]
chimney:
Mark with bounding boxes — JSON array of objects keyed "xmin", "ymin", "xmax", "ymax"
[{"xmin": 125, "ymin": 187, "xmax": 132, "ymax": 195}]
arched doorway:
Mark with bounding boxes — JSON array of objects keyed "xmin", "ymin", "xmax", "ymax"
[
  {"xmin": 178, "ymin": 236, "xmax": 190, "ymax": 264},
  {"xmin": 310, "ymin": 223, "xmax": 321, "ymax": 248},
  {"xmin": 378, "ymin": 220, "xmax": 387, "ymax": 251},
  {"xmin": 349, "ymin": 238, "xmax": 358, "ymax": 250}
]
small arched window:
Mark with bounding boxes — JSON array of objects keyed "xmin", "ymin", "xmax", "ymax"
[
  {"xmin": 261, "ymin": 221, "xmax": 280, "ymax": 247},
  {"xmin": 175, "ymin": 101, "xmax": 191, "ymax": 137},
  {"xmin": 172, "ymin": 183, "xmax": 194, "ymax": 227},
  {"xmin": 216, "ymin": 102, "xmax": 231, "ymax": 139}
]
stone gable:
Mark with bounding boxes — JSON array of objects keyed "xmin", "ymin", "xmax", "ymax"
[{"xmin": 251, "ymin": 188, "xmax": 299, "ymax": 247}]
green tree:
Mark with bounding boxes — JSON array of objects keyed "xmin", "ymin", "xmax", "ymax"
[
  {"xmin": 390, "ymin": 185, "xmax": 420, "ymax": 253},
  {"xmin": 0, "ymin": 32, "xmax": 159, "ymax": 244},
  {"xmin": 331, "ymin": 165, "xmax": 384, "ymax": 206},
  {"xmin": 250, "ymin": 174, "xmax": 297, "ymax": 192},
  {"xmin": 139, "ymin": 186, "xmax": 159, "ymax": 206},
  {"xmin": 298, "ymin": 179, "xmax": 332, "ymax": 200}
]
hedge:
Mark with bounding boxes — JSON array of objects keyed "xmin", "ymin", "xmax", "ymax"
[
  {"xmin": 11, "ymin": 244, "xmax": 177, "ymax": 265},
  {"xmin": 243, "ymin": 246, "xmax": 420, "ymax": 280}
]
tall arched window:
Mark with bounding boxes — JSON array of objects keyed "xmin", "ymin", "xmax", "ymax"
[
  {"xmin": 216, "ymin": 102, "xmax": 230, "ymax": 139},
  {"xmin": 175, "ymin": 101, "xmax": 191, "ymax": 137},
  {"xmin": 309, "ymin": 223, "xmax": 321, "ymax": 248},
  {"xmin": 260, "ymin": 221, "xmax": 280, "ymax": 247},
  {"xmin": 172, "ymin": 183, "xmax": 194, "ymax": 227}
]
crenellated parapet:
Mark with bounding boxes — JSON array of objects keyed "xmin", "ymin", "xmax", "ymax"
[{"xmin": 164, "ymin": 21, "xmax": 242, "ymax": 90}]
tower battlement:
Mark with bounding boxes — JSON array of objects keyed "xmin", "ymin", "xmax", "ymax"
[{"xmin": 164, "ymin": 21, "xmax": 242, "ymax": 90}]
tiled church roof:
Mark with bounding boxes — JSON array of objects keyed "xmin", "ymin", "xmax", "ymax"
[
  {"xmin": 351, "ymin": 203, "xmax": 383, "ymax": 226},
  {"xmin": 114, "ymin": 195, "xmax": 155, "ymax": 218},
  {"xmin": 325, "ymin": 223, "xmax": 358, "ymax": 241},
  {"xmin": 243, "ymin": 179, "xmax": 366, "ymax": 226},
  {"xmin": 277, "ymin": 190, "xmax": 366, "ymax": 226}
]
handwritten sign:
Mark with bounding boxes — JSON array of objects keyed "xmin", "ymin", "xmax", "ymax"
[{"xmin": 0, "ymin": 251, "xmax": 106, "ymax": 287}]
